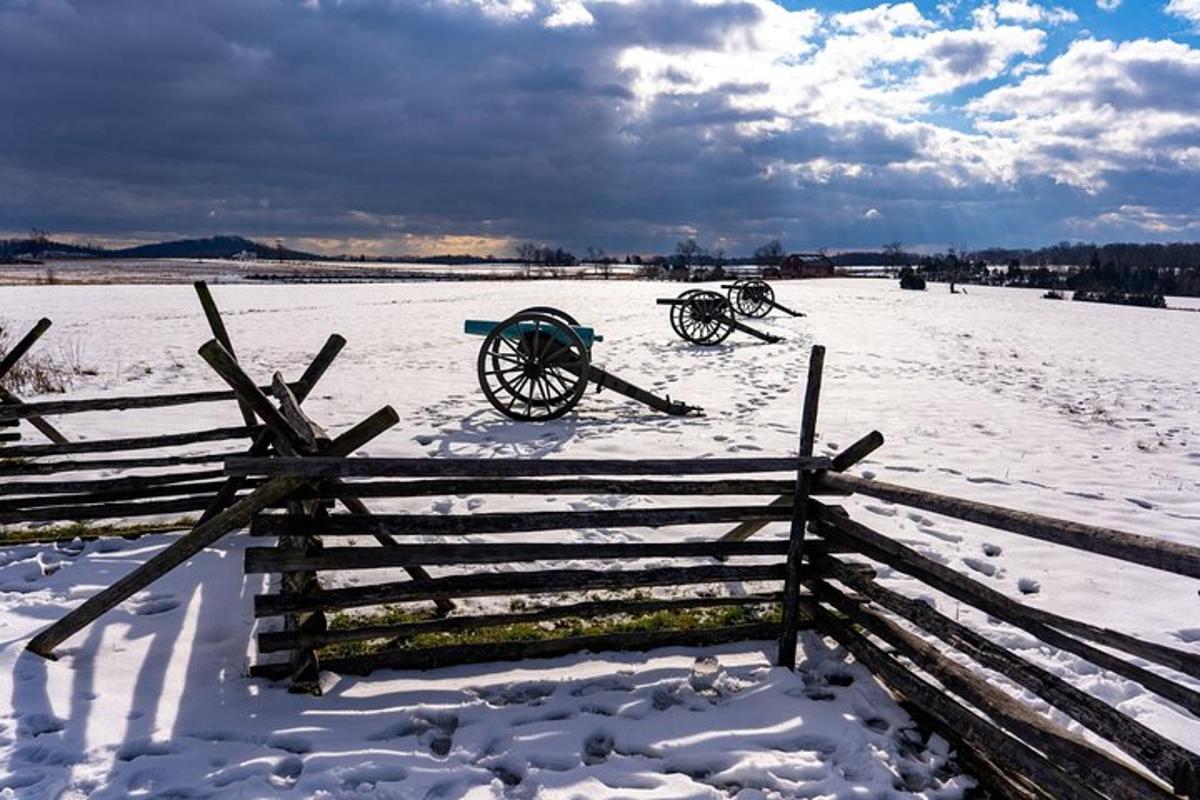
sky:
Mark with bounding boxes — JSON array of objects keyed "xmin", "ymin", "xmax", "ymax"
[{"xmin": 2, "ymin": 0, "xmax": 1200, "ymax": 257}]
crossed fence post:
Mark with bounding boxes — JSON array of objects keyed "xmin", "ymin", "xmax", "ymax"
[{"xmin": 0, "ymin": 317, "xmax": 69, "ymax": 444}]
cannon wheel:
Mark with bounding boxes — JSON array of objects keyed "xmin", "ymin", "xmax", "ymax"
[
  {"xmin": 669, "ymin": 289, "xmax": 707, "ymax": 340},
  {"xmin": 477, "ymin": 311, "xmax": 591, "ymax": 420},
  {"xmin": 729, "ymin": 278, "xmax": 773, "ymax": 318},
  {"xmin": 674, "ymin": 290, "xmax": 734, "ymax": 345}
]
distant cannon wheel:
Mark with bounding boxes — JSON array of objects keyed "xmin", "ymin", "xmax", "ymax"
[
  {"xmin": 477, "ymin": 311, "xmax": 591, "ymax": 420},
  {"xmin": 668, "ymin": 289, "xmax": 707, "ymax": 340},
  {"xmin": 731, "ymin": 279, "xmax": 773, "ymax": 318},
  {"xmin": 675, "ymin": 290, "xmax": 734, "ymax": 345}
]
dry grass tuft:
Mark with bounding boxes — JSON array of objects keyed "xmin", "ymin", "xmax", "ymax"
[{"xmin": 0, "ymin": 320, "xmax": 93, "ymax": 395}]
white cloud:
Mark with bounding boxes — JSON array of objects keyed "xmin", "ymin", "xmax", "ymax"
[
  {"xmin": 1166, "ymin": 0, "xmax": 1200, "ymax": 25},
  {"xmin": 994, "ymin": 1, "xmax": 1078, "ymax": 25},
  {"xmin": 1097, "ymin": 0, "xmax": 1121, "ymax": 11},
  {"xmin": 1078, "ymin": 205, "xmax": 1200, "ymax": 233},
  {"xmin": 970, "ymin": 38, "xmax": 1200, "ymax": 189},
  {"xmin": 832, "ymin": 2, "xmax": 935, "ymax": 33},
  {"xmin": 543, "ymin": 0, "xmax": 593, "ymax": 27},
  {"xmin": 863, "ymin": 207, "xmax": 883, "ymax": 219}
]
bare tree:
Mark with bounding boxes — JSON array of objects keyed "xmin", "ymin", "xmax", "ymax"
[
  {"xmin": 883, "ymin": 241, "xmax": 904, "ymax": 269},
  {"xmin": 29, "ymin": 228, "xmax": 50, "ymax": 259},
  {"xmin": 516, "ymin": 242, "xmax": 538, "ymax": 277},
  {"xmin": 753, "ymin": 239, "xmax": 784, "ymax": 268},
  {"xmin": 675, "ymin": 238, "xmax": 705, "ymax": 269}
]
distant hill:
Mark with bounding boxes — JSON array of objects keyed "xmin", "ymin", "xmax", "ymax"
[
  {"xmin": 109, "ymin": 235, "xmax": 318, "ymax": 260},
  {"xmin": 0, "ymin": 235, "xmax": 320, "ymax": 261}
]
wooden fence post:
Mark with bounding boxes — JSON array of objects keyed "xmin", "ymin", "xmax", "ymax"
[
  {"xmin": 194, "ymin": 281, "xmax": 259, "ymax": 430},
  {"xmin": 777, "ymin": 344, "xmax": 824, "ymax": 669},
  {"xmin": 278, "ymin": 500, "xmax": 327, "ymax": 693}
]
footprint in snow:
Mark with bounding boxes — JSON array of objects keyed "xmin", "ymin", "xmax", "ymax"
[
  {"xmin": 582, "ymin": 731, "xmax": 614, "ymax": 765},
  {"xmin": 1125, "ymin": 497, "xmax": 1155, "ymax": 510},
  {"xmin": 962, "ymin": 558, "xmax": 998, "ymax": 578},
  {"xmin": 1174, "ymin": 629, "xmax": 1200, "ymax": 644},
  {"xmin": 982, "ymin": 543, "xmax": 1003, "ymax": 557},
  {"xmin": 131, "ymin": 596, "xmax": 180, "ymax": 616},
  {"xmin": 1018, "ymin": 578, "xmax": 1041, "ymax": 595},
  {"xmin": 16, "ymin": 713, "xmax": 64, "ymax": 738},
  {"xmin": 918, "ymin": 525, "xmax": 962, "ymax": 543},
  {"xmin": 966, "ymin": 476, "xmax": 1009, "ymax": 486}
]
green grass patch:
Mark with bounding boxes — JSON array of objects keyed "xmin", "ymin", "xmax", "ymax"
[
  {"xmin": 319, "ymin": 597, "xmax": 782, "ymax": 660},
  {"xmin": 0, "ymin": 516, "xmax": 196, "ymax": 545}
]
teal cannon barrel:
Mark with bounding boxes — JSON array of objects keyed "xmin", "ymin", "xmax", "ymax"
[{"xmin": 464, "ymin": 306, "xmax": 700, "ymax": 421}]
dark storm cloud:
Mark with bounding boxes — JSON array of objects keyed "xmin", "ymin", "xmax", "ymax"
[{"xmin": 1, "ymin": 0, "xmax": 1199, "ymax": 253}]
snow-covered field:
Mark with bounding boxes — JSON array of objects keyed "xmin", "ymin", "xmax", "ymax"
[{"xmin": 0, "ymin": 277, "xmax": 1197, "ymax": 798}]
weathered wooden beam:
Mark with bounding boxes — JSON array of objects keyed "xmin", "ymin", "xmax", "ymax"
[
  {"xmin": 811, "ymin": 505, "xmax": 1200, "ymax": 716},
  {"xmin": 25, "ymin": 405, "xmax": 399, "ymax": 658},
  {"xmin": 0, "ymin": 469, "xmax": 224, "ymax": 496},
  {"xmin": 250, "ymin": 505, "xmax": 796, "ymax": 538},
  {"xmin": 252, "ymin": 621, "xmax": 789, "ymax": 677},
  {"xmin": 817, "ymin": 472, "xmax": 1200, "ymax": 580},
  {"xmin": 779, "ymin": 344, "xmax": 823, "ymax": 669},
  {"xmin": 0, "ymin": 493, "xmax": 254, "ymax": 524},
  {"xmin": 0, "ymin": 452, "xmax": 235, "ymax": 476},
  {"xmin": 814, "ymin": 553, "xmax": 1200, "ymax": 795},
  {"xmin": 0, "ymin": 383, "xmax": 305, "ymax": 421},
  {"xmin": 225, "ymin": 455, "xmax": 833, "ymax": 479},
  {"xmin": 255, "ymin": 563, "xmax": 786, "ymax": 616},
  {"xmin": 829, "ymin": 430, "xmax": 885, "ymax": 473},
  {"xmin": 311, "ymin": 477, "xmax": 804, "ymax": 498},
  {"xmin": 812, "ymin": 605, "xmax": 1110, "ymax": 800},
  {"xmin": 245, "ymin": 539, "xmax": 793, "ymax": 572},
  {"xmin": 193, "ymin": 281, "xmax": 258, "ymax": 428},
  {"xmin": 813, "ymin": 581, "xmax": 1176, "ymax": 800},
  {"xmin": 256, "ymin": 593, "xmax": 786, "ymax": 653},
  {"xmin": 271, "ymin": 373, "xmax": 322, "ymax": 449},
  {"xmin": 0, "ymin": 479, "xmax": 242, "ymax": 509},
  {"xmin": 0, "ymin": 425, "xmax": 261, "ymax": 458}
]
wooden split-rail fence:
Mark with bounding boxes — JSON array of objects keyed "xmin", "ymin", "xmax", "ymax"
[
  {"xmin": 3, "ymin": 295, "xmax": 1197, "ymax": 798},
  {"xmin": 0, "ymin": 284, "xmax": 346, "ymax": 534}
]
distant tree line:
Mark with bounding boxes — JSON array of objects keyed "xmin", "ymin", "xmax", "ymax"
[
  {"xmin": 909, "ymin": 241, "xmax": 1200, "ymax": 297},
  {"xmin": 10, "ymin": 230, "xmax": 1200, "ymax": 296}
]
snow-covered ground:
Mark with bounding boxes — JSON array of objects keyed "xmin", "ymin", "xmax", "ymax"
[{"xmin": 0, "ymin": 277, "xmax": 1197, "ymax": 798}]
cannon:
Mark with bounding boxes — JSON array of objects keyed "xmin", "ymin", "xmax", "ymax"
[
  {"xmin": 655, "ymin": 290, "xmax": 783, "ymax": 345},
  {"xmin": 721, "ymin": 278, "xmax": 804, "ymax": 318},
  {"xmin": 464, "ymin": 307, "xmax": 701, "ymax": 421}
]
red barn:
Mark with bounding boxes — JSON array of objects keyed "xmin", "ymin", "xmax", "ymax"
[{"xmin": 779, "ymin": 253, "xmax": 835, "ymax": 279}]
